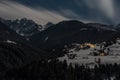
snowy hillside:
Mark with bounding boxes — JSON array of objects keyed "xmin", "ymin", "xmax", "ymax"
[{"xmin": 58, "ymin": 39, "xmax": 120, "ymax": 67}]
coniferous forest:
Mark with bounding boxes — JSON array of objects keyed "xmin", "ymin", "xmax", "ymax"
[{"xmin": 2, "ymin": 59, "xmax": 120, "ymax": 80}]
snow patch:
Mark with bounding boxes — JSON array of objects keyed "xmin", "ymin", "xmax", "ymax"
[
  {"xmin": 20, "ymin": 33, "xmax": 25, "ymax": 36},
  {"xmin": 45, "ymin": 36, "xmax": 49, "ymax": 41},
  {"xmin": 6, "ymin": 40, "xmax": 16, "ymax": 44}
]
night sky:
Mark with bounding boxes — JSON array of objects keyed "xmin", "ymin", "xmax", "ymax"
[{"xmin": 0, "ymin": 0, "xmax": 120, "ymax": 25}]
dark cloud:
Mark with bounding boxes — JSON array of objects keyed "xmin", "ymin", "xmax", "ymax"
[
  {"xmin": 0, "ymin": 0, "xmax": 119, "ymax": 24},
  {"xmin": 0, "ymin": 1, "xmax": 68, "ymax": 24}
]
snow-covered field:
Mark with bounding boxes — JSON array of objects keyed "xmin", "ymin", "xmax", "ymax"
[{"xmin": 58, "ymin": 40, "xmax": 120, "ymax": 67}]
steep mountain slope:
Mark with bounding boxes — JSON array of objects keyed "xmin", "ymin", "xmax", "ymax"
[
  {"xmin": 43, "ymin": 22, "xmax": 54, "ymax": 30},
  {"xmin": 0, "ymin": 18, "xmax": 42, "ymax": 37},
  {"xmin": 0, "ymin": 21, "xmax": 47, "ymax": 74},
  {"xmin": 30, "ymin": 20, "xmax": 118, "ymax": 50},
  {"xmin": 0, "ymin": 21, "xmax": 22, "ymax": 41}
]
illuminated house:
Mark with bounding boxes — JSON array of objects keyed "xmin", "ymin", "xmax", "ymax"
[
  {"xmin": 84, "ymin": 43, "xmax": 96, "ymax": 48},
  {"xmin": 80, "ymin": 43, "xmax": 96, "ymax": 49}
]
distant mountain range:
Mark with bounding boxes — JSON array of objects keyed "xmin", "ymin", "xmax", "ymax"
[
  {"xmin": 0, "ymin": 18, "xmax": 120, "ymax": 50},
  {"xmin": 1, "ymin": 17, "xmax": 120, "ymax": 47},
  {"xmin": 0, "ymin": 18, "xmax": 120, "ymax": 77},
  {"xmin": 30, "ymin": 20, "xmax": 119, "ymax": 50},
  {"xmin": 0, "ymin": 18, "xmax": 43, "ymax": 37}
]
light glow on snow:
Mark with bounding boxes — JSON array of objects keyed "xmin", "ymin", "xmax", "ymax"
[{"xmin": 58, "ymin": 40, "xmax": 120, "ymax": 67}]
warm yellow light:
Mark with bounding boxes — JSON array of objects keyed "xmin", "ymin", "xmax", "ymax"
[
  {"xmin": 85, "ymin": 43, "xmax": 95, "ymax": 48},
  {"xmin": 100, "ymin": 53, "xmax": 105, "ymax": 56}
]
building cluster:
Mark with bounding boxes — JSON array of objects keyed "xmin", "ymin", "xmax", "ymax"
[{"xmin": 65, "ymin": 42, "xmax": 111, "ymax": 59}]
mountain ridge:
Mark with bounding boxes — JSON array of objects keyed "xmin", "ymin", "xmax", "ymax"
[
  {"xmin": 30, "ymin": 20, "xmax": 118, "ymax": 50},
  {"xmin": 0, "ymin": 18, "xmax": 43, "ymax": 37}
]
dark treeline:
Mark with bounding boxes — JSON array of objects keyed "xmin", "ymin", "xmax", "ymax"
[{"xmin": 1, "ymin": 59, "xmax": 120, "ymax": 80}]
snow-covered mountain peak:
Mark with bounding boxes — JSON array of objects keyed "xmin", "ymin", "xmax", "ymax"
[{"xmin": 0, "ymin": 18, "xmax": 43, "ymax": 37}]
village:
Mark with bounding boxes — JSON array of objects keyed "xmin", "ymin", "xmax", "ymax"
[
  {"xmin": 66, "ymin": 42, "xmax": 111, "ymax": 59},
  {"xmin": 59, "ymin": 39, "xmax": 120, "ymax": 66}
]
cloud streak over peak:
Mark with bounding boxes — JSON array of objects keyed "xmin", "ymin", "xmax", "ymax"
[
  {"xmin": 0, "ymin": 0, "xmax": 120, "ymax": 25},
  {"xmin": 0, "ymin": 1, "xmax": 68, "ymax": 25}
]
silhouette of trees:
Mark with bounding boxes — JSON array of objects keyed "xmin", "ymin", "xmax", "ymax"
[{"xmin": 1, "ymin": 59, "xmax": 120, "ymax": 80}]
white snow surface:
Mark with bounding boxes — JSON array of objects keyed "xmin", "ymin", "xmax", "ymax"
[
  {"xmin": 5, "ymin": 40, "xmax": 17, "ymax": 44},
  {"xmin": 58, "ymin": 40, "xmax": 120, "ymax": 67}
]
